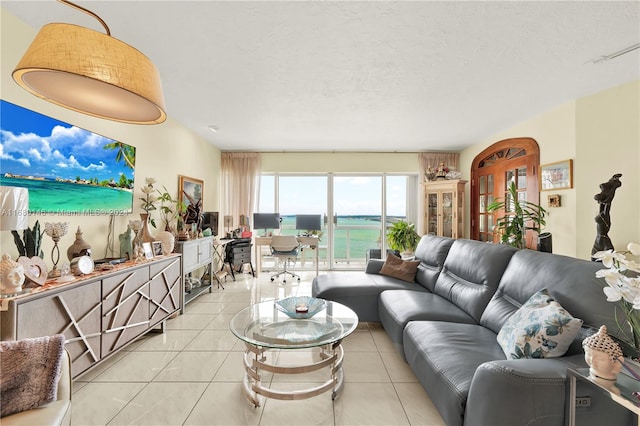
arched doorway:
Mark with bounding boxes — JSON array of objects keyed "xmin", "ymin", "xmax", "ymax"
[{"xmin": 471, "ymin": 137, "xmax": 540, "ymax": 249}]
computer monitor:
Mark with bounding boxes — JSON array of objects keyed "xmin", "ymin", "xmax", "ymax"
[
  {"xmin": 295, "ymin": 214, "xmax": 322, "ymax": 231},
  {"xmin": 253, "ymin": 213, "xmax": 280, "ymax": 235},
  {"xmin": 201, "ymin": 211, "xmax": 218, "ymax": 236}
]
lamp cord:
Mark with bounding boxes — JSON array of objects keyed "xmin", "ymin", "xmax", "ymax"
[{"xmin": 58, "ymin": 0, "xmax": 111, "ymax": 35}]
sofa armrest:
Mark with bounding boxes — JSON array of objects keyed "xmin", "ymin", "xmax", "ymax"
[
  {"xmin": 365, "ymin": 259, "xmax": 385, "ymax": 274},
  {"xmin": 465, "ymin": 359, "xmax": 571, "ymax": 426}
]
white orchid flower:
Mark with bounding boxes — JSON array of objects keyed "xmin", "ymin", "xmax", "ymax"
[
  {"xmin": 593, "ymin": 249, "xmax": 619, "ymax": 268},
  {"xmin": 628, "ymin": 242, "xmax": 640, "ymax": 256},
  {"xmin": 603, "ymin": 286, "xmax": 623, "ymax": 302},
  {"xmin": 141, "ymin": 185, "xmax": 154, "ymax": 194},
  {"xmin": 144, "ymin": 177, "xmax": 157, "ymax": 186}
]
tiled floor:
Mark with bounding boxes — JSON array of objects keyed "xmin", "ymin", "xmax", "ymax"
[{"xmin": 71, "ymin": 271, "xmax": 445, "ymax": 426}]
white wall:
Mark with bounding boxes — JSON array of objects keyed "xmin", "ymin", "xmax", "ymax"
[
  {"xmin": 460, "ymin": 80, "xmax": 640, "ymax": 259},
  {"xmin": 575, "ymin": 81, "xmax": 640, "ymax": 259},
  {"xmin": 1, "ymin": 9, "xmax": 221, "ymax": 266}
]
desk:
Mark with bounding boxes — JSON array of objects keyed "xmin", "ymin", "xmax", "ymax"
[{"xmin": 254, "ymin": 236, "xmax": 319, "ymax": 277}]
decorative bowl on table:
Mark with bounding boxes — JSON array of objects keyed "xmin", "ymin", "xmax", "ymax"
[{"xmin": 275, "ymin": 296, "xmax": 326, "ymax": 319}]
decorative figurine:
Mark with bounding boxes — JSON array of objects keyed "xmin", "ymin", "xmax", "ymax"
[
  {"xmin": 0, "ymin": 253, "xmax": 25, "ymax": 297},
  {"xmin": 67, "ymin": 226, "xmax": 92, "ymax": 260},
  {"xmin": 582, "ymin": 325, "xmax": 623, "ymax": 381},
  {"xmin": 119, "ymin": 225, "xmax": 133, "ymax": 260},
  {"xmin": 592, "ymin": 174, "xmax": 622, "ymax": 259},
  {"xmin": 435, "ymin": 162, "xmax": 449, "ymax": 179}
]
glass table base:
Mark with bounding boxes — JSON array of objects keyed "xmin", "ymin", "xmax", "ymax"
[{"xmin": 241, "ymin": 341, "xmax": 345, "ymax": 407}]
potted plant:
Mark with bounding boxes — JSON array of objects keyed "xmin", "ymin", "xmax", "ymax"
[
  {"xmin": 157, "ymin": 185, "xmax": 187, "ymax": 232},
  {"xmin": 387, "ymin": 220, "xmax": 420, "ymax": 256},
  {"xmin": 486, "ymin": 181, "xmax": 548, "ymax": 250},
  {"xmin": 11, "ymin": 220, "xmax": 45, "ymax": 259}
]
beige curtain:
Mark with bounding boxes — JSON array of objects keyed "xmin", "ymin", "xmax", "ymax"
[
  {"xmin": 221, "ymin": 152, "xmax": 261, "ymax": 233},
  {"xmin": 418, "ymin": 152, "xmax": 460, "ymax": 175}
]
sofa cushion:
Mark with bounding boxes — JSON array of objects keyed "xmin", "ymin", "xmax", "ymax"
[
  {"xmin": 413, "ymin": 234, "xmax": 455, "ymax": 291},
  {"xmin": 403, "ymin": 321, "xmax": 506, "ymax": 426},
  {"xmin": 312, "ymin": 271, "xmax": 428, "ymax": 322},
  {"xmin": 378, "ymin": 290, "xmax": 476, "ymax": 356},
  {"xmin": 379, "ymin": 253, "xmax": 420, "ymax": 282},
  {"xmin": 497, "ymin": 288, "xmax": 583, "ymax": 359},
  {"xmin": 480, "ymin": 249, "xmax": 622, "ymax": 355},
  {"xmin": 432, "ymin": 239, "xmax": 517, "ymax": 322}
]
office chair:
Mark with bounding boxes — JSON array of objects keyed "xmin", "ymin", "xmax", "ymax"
[{"xmin": 269, "ymin": 235, "xmax": 301, "ymax": 283}]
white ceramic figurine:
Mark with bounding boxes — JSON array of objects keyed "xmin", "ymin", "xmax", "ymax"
[{"xmin": 0, "ymin": 253, "xmax": 26, "ymax": 296}]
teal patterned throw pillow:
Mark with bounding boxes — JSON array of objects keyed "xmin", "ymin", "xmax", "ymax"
[{"xmin": 497, "ymin": 288, "xmax": 583, "ymax": 359}]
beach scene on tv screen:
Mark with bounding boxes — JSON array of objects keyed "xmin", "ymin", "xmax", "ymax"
[{"xmin": 0, "ymin": 100, "xmax": 136, "ymax": 214}]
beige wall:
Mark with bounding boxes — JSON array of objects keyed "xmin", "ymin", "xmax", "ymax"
[
  {"xmin": 1, "ymin": 9, "xmax": 221, "ymax": 266},
  {"xmin": 460, "ymin": 80, "xmax": 640, "ymax": 259},
  {"xmin": 575, "ymin": 81, "xmax": 640, "ymax": 259},
  {"xmin": 261, "ymin": 152, "xmax": 420, "ymax": 173}
]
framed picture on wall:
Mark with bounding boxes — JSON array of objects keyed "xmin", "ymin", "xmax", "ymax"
[
  {"xmin": 179, "ymin": 175, "xmax": 204, "ymax": 224},
  {"xmin": 540, "ymin": 160, "xmax": 573, "ymax": 191}
]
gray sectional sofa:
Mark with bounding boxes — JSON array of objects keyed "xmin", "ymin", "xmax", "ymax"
[{"xmin": 312, "ymin": 234, "xmax": 634, "ymax": 426}]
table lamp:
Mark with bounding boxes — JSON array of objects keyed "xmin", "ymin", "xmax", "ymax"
[
  {"xmin": 0, "ymin": 186, "xmax": 29, "ymax": 233},
  {"xmin": 0, "ymin": 187, "xmax": 29, "ymax": 297}
]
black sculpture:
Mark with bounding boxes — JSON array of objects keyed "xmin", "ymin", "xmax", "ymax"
[{"xmin": 592, "ymin": 173, "xmax": 622, "ymax": 258}]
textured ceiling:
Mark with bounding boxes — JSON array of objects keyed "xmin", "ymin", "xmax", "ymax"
[{"xmin": 3, "ymin": 1, "xmax": 639, "ymax": 152}]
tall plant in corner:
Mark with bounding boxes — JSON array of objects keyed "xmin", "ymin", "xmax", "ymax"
[{"xmin": 487, "ymin": 181, "xmax": 547, "ymax": 249}]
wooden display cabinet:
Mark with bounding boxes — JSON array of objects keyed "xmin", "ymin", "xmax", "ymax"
[{"xmin": 423, "ymin": 179, "xmax": 467, "ymax": 239}]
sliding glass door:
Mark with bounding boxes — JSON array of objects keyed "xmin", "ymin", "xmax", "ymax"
[
  {"xmin": 278, "ymin": 176, "xmax": 328, "ymax": 269},
  {"xmin": 257, "ymin": 173, "xmax": 417, "ymax": 271},
  {"xmin": 332, "ymin": 175, "xmax": 383, "ymax": 269}
]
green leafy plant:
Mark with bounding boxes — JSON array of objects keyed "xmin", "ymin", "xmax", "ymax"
[
  {"xmin": 387, "ymin": 221, "xmax": 420, "ymax": 253},
  {"xmin": 486, "ymin": 181, "xmax": 547, "ymax": 249},
  {"xmin": 11, "ymin": 220, "xmax": 44, "ymax": 258},
  {"xmin": 157, "ymin": 186, "xmax": 187, "ymax": 231}
]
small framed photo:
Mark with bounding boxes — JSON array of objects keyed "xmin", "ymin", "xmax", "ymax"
[
  {"xmin": 142, "ymin": 242, "xmax": 154, "ymax": 259},
  {"xmin": 548, "ymin": 194, "xmax": 561, "ymax": 208},
  {"xmin": 540, "ymin": 159, "xmax": 573, "ymax": 191},
  {"xmin": 152, "ymin": 241, "xmax": 163, "ymax": 256}
]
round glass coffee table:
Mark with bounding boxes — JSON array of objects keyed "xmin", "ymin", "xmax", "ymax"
[{"xmin": 230, "ymin": 299, "xmax": 358, "ymax": 407}]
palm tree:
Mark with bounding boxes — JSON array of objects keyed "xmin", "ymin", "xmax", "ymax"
[{"xmin": 104, "ymin": 142, "xmax": 135, "ymax": 170}]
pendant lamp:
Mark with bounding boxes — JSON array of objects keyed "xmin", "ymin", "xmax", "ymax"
[{"xmin": 12, "ymin": 0, "xmax": 166, "ymax": 125}]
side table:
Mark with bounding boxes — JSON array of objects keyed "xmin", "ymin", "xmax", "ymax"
[{"xmin": 567, "ymin": 367, "xmax": 639, "ymax": 425}]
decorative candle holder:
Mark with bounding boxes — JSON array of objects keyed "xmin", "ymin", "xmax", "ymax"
[{"xmin": 45, "ymin": 222, "xmax": 69, "ymax": 278}]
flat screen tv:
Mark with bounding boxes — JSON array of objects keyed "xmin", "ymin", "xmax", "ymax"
[
  {"xmin": 253, "ymin": 213, "xmax": 280, "ymax": 231},
  {"xmin": 0, "ymin": 100, "xmax": 136, "ymax": 214},
  {"xmin": 295, "ymin": 214, "xmax": 322, "ymax": 231}
]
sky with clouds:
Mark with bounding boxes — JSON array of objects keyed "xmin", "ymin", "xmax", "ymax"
[{"xmin": 1, "ymin": 100, "xmax": 135, "ymax": 183}]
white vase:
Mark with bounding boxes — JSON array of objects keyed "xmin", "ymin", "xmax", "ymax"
[
  {"xmin": 157, "ymin": 231, "xmax": 175, "ymax": 255},
  {"xmin": 138, "ymin": 213, "xmax": 155, "ymax": 244}
]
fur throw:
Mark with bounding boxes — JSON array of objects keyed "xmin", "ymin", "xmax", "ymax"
[{"xmin": 0, "ymin": 334, "xmax": 65, "ymax": 417}]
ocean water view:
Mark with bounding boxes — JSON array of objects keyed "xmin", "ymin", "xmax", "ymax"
[
  {"xmin": 0, "ymin": 176, "xmax": 133, "ymax": 214},
  {"xmin": 277, "ymin": 215, "xmax": 396, "ymax": 261}
]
